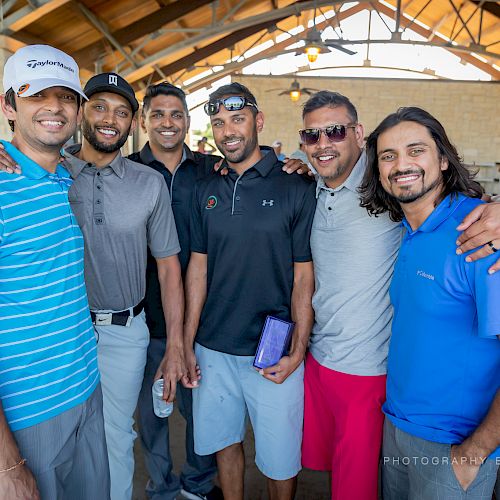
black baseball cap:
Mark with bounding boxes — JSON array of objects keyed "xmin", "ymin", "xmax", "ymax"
[{"xmin": 84, "ymin": 72, "xmax": 139, "ymax": 113}]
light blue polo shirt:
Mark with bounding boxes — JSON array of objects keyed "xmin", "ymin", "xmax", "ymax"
[
  {"xmin": 0, "ymin": 141, "xmax": 99, "ymax": 432},
  {"xmin": 384, "ymin": 193, "xmax": 500, "ymax": 458}
]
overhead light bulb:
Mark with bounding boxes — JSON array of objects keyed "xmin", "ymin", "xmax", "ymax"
[
  {"xmin": 290, "ymin": 90, "xmax": 301, "ymax": 102},
  {"xmin": 305, "ymin": 45, "xmax": 320, "ymax": 63}
]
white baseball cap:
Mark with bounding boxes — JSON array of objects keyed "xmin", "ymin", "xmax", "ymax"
[{"xmin": 3, "ymin": 44, "xmax": 87, "ymax": 100}]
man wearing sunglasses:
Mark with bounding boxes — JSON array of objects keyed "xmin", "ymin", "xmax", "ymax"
[
  {"xmin": 183, "ymin": 83, "xmax": 316, "ymax": 500},
  {"xmin": 299, "ymin": 91, "xmax": 500, "ymax": 500},
  {"xmin": 299, "ymin": 90, "xmax": 400, "ymax": 500}
]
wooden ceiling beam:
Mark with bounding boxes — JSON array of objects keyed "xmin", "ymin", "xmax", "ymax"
[
  {"xmin": 139, "ymin": 2, "xmax": 367, "ymax": 94},
  {"xmin": 374, "ymin": 0, "xmax": 500, "ymax": 78},
  {"xmin": 2, "ymin": 0, "xmax": 70, "ymax": 32},
  {"xmin": 469, "ymin": 0, "xmax": 500, "ymax": 18},
  {"xmin": 72, "ymin": 0, "xmax": 214, "ymax": 66},
  {"xmin": 131, "ymin": 16, "xmax": 287, "ymax": 91},
  {"xmin": 122, "ymin": 0, "xmax": 343, "ymax": 82}
]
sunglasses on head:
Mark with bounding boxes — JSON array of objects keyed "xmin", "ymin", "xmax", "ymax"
[
  {"xmin": 299, "ymin": 124, "xmax": 357, "ymax": 145},
  {"xmin": 204, "ymin": 96, "xmax": 258, "ymax": 116}
]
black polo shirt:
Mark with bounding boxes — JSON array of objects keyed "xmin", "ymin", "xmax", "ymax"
[
  {"xmin": 129, "ymin": 143, "xmax": 219, "ymax": 338},
  {"xmin": 191, "ymin": 148, "xmax": 316, "ymax": 356}
]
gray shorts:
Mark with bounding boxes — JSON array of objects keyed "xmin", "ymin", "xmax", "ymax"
[
  {"xmin": 14, "ymin": 384, "xmax": 110, "ymax": 500},
  {"xmin": 382, "ymin": 418, "xmax": 499, "ymax": 500},
  {"xmin": 192, "ymin": 343, "xmax": 304, "ymax": 480}
]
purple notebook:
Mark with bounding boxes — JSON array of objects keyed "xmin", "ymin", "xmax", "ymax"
[{"xmin": 253, "ymin": 316, "xmax": 294, "ymax": 369}]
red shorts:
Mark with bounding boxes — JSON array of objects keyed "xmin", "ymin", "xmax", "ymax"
[{"xmin": 302, "ymin": 352, "xmax": 386, "ymax": 500}]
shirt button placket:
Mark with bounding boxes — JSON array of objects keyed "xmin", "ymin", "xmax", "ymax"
[
  {"xmin": 326, "ymin": 191, "xmax": 335, "ymax": 226},
  {"xmin": 94, "ymin": 170, "xmax": 105, "ymax": 225}
]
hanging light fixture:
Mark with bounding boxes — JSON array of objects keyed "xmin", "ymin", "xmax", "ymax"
[
  {"xmin": 267, "ymin": 79, "xmax": 318, "ymax": 102},
  {"xmin": 290, "ymin": 91, "xmax": 301, "ymax": 101},
  {"xmin": 304, "ymin": 45, "xmax": 321, "ymax": 63},
  {"xmin": 303, "ymin": 29, "xmax": 326, "ymax": 63},
  {"xmin": 289, "ymin": 80, "xmax": 302, "ymax": 101}
]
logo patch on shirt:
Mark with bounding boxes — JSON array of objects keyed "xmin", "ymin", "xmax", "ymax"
[
  {"xmin": 205, "ymin": 195, "xmax": 217, "ymax": 210},
  {"xmin": 262, "ymin": 199, "xmax": 274, "ymax": 207},
  {"xmin": 416, "ymin": 270, "xmax": 435, "ymax": 281}
]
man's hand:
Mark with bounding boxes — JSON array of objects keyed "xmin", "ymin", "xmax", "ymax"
[
  {"xmin": 259, "ymin": 353, "xmax": 303, "ymax": 384},
  {"xmin": 213, "ymin": 159, "xmax": 228, "ymax": 176},
  {"xmin": 282, "ymin": 157, "xmax": 314, "ymax": 176},
  {"xmin": 456, "ymin": 202, "xmax": 500, "ymax": 274},
  {"xmin": 0, "ymin": 463, "xmax": 40, "ymax": 500},
  {"xmin": 0, "ymin": 143, "xmax": 21, "ymax": 174},
  {"xmin": 154, "ymin": 345, "xmax": 185, "ymax": 403},
  {"xmin": 450, "ymin": 443, "xmax": 482, "ymax": 491},
  {"xmin": 182, "ymin": 345, "xmax": 201, "ymax": 389}
]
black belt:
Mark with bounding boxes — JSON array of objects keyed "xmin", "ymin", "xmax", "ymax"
[{"xmin": 90, "ymin": 300, "xmax": 145, "ymax": 327}]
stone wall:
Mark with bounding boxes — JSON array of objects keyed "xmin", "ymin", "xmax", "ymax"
[{"xmin": 234, "ymin": 75, "xmax": 500, "ymax": 166}]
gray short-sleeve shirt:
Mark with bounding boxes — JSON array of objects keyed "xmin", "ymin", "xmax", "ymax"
[
  {"xmin": 310, "ymin": 151, "xmax": 403, "ymax": 376},
  {"xmin": 64, "ymin": 145, "xmax": 180, "ymax": 311}
]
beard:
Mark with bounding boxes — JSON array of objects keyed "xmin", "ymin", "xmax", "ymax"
[
  {"xmin": 82, "ymin": 120, "xmax": 131, "ymax": 154},
  {"xmin": 217, "ymin": 130, "xmax": 258, "ymax": 164},
  {"xmin": 389, "ymin": 169, "xmax": 443, "ymax": 204}
]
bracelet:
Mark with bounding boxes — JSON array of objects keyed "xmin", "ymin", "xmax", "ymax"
[{"xmin": 0, "ymin": 458, "xmax": 26, "ymax": 473}]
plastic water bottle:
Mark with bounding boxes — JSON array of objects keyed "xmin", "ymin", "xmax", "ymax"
[{"xmin": 152, "ymin": 379, "xmax": 174, "ymax": 418}]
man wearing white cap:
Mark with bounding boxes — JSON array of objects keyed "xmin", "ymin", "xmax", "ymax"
[
  {"xmin": 0, "ymin": 44, "xmax": 110, "ymax": 499},
  {"xmin": 0, "ymin": 61, "xmax": 183, "ymax": 499}
]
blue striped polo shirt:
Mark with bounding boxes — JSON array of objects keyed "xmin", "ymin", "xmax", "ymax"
[{"xmin": 0, "ymin": 141, "xmax": 99, "ymax": 432}]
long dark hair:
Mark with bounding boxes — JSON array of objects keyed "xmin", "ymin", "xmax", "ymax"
[{"xmin": 359, "ymin": 106, "xmax": 482, "ymax": 222}]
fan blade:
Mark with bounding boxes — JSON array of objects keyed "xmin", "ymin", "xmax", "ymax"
[
  {"xmin": 325, "ymin": 43, "xmax": 357, "ymax": 56},
  {"xmin": 278, "ymin": 91, "xmax": 290, "ymax": 95}
]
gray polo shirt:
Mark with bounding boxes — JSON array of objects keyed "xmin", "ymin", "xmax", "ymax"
[
  {"xmin": 64, "ymin": 145, "xmax": 180, "ymax": 312},
  {"xmin": 309, "ymin": 151, "xmax": 402, "ymax": 376}
]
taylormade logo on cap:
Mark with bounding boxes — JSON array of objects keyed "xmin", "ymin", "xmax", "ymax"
[
  {"xmin": 2, "ymin": 44, "xmax": 87, "ymax": 100},
  {"xmin": 25, "ymin": 59, "xmax": 75, "ymax": 73}
]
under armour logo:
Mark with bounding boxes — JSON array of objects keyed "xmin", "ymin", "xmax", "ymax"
[
  {"xmin": 109, "ymin": 74, "xmax": 118, "ymax": 86},
  {"xmin": 262, "ymin": 200, "xmax": 274, "ymax": 207}
]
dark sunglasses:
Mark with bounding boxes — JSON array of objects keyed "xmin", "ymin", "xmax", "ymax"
[
  {"xmin": 299, "ymin": 124, "xmax": 357, "ymax": 145},
  {"xmin": 204, "ymin": 96, "xmax": 258, "ymax": 116}
]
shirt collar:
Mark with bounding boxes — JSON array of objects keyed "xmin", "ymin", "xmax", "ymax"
[
  {"xmin": 139, "ymin": 142, "xmax": 192, "ymax": 170},
  {"xmin": 316, "ymin": 149, "xmax": 366, "ymax": 198},
  {"xmin": 0, "ymin": 140, "xmax": 71, "ymax": 181},
  {"xmin": 63, "ymin": 144, "xmax": 126, "ymax": 179},
  {"xmin": 402, "ymin": 193, "xmax": 469, "ymax": 234},
  {"xmin": 224, "ymin": 146, "xmax": 277, "ymax": 178}
]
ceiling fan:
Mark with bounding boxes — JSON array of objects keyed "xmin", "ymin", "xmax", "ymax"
[
  {"xmin": 300, "ymin": 27, "xmax": 356, "ymax": 62},
  {"xmin": 282, "ymin": 3, "xmax": 356, "ymax": 62},
  {"xmin": 267, "ymin": 79, "xmax": 319, "ymax": 102}
]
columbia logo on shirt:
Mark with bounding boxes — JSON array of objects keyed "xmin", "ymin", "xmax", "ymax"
[{"xmin": 417, "ymin": 270, "xmax": 435, "ymax": 281}]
